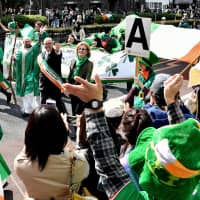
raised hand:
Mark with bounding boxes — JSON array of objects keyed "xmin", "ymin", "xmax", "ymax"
[
  {"xmin": 62, "ymin": 74, "xmax": 103, "ymax": 103},
  {"xmin": 40, "ymin": 25, "xmax": 47, "ymax": 34},
  {"xmin": 164, "ymin": 74, "xmax": 183, "ymax": 105}
]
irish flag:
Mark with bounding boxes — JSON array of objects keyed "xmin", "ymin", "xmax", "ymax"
[
  {"xmin": 0, "ymin": 178, "xmax": 4, "ymax": 200},
  {"xmin": 111, "ymin": 14, "xmax": 200, "ymax": 64},
  {"xmin": 150, "ymin": 23, "xmax": 200, "ymax": 64}
]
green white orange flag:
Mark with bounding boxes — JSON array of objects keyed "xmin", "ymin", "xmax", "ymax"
[
  {"xmin": 111, "ymin": 14, "xmax": 200, "ymax": 64},
  {"xmin": 150, "ymin": 23, "xmax": 200, "ymax": 64},
  {"xmin": 0, "ymin": 177, "xmax": 4, "ymax": 200}
]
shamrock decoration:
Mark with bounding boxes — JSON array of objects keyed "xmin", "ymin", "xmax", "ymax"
[{"xmin": 105, "ymin": 63, "xmax": 119, "ymax": 76}]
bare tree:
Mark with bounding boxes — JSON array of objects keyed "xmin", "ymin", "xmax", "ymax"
[
  {"xmin": 33, "ymin": 0, "xmax": 47, "ymax": 15},
  {"xmin": 0, "ymin": 0, "xmax": 2, "ymax": 15}
]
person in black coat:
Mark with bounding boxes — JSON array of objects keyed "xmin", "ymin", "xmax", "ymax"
[
  {"xmin": 40, "ymin": 37, "xmax": 67, "ymax": 113},
  {"xmin": 68, "ymin": 41, "xmax": 93, "ymax": 115}
]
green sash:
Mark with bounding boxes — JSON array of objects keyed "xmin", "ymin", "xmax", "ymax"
[{"xmin": 37, "ymin": 54, "xmax": 63, "ymax": 90}]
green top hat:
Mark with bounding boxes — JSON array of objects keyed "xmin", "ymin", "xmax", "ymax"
[
  {"xmin": 128, "ymin": 118, "xmax": 200, "ymax": 200},
  {"xmin": 8, "ymin": 21, "xmax": 16, "ymax": 29},
  {"xmin": 139, "ymin": 51, "xmax": 160, "ymax": 68}
]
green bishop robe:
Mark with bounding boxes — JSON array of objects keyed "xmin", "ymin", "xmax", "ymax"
[
  {"xmin": 15, "ymin": 43, "xmax": 40, "ymax": 97},
  {"xmin": 0, "ymin": 47, "xmax": 4, "ymax": 82}
]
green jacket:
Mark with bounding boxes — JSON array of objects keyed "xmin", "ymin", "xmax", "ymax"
[{"xmin": 132, "ymin": 71, "xmax": 155, "ymax": 90}]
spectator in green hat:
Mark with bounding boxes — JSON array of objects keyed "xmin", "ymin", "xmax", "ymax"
[
  {"xmin": 125, "ymin": 51, "xmax": 159, "ymax": 108},
  {"xmin": 0, "ymin": 20, "xmax": 16, "ymax": 35},
  {"xmin": 7, "ymin": 21, "xmax": 17, "ymax": 34},
  {"xmin": 61, "ymin": 73, "xmax": 185, "ymax": 200}
]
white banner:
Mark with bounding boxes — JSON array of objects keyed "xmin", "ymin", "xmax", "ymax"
[
  {"xmin": 61, "ymin": 46, "xmax": 135, "ymax": 82},
  {"xmin": 3, "ymin": 34, "xmax": 23, "ymax": 78},
  {"xmin": 3, "ymin": 36, "xmax": 135, "ymax": 82}
]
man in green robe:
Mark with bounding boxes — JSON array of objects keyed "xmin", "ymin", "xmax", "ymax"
[{"xmin": 14, "ymin": 37, "xmax": 40, "ymax": 117}]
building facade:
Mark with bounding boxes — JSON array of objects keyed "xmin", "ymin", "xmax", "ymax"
[
  {"xmin": 50, "ymin": 0, "xmax": 145, "ymax": 11},
  {"xmin": 49, "ymin": 0, "xmax": 196, "ymax": 11}
]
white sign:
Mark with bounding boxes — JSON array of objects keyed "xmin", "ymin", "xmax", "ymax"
[
  {"xmin": 125, "ymin": 16, "xmax": 151, "ymax": 58},
  {"xmin": 61, "ymin": 46, "xmax": 135, "ymax": 81},
  {"xmin": 3, "ymin": 34, "xmax": 24, "ymax": 78}
]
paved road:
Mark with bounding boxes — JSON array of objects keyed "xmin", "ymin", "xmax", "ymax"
[{"xmin": 0, "ymin": 59, "xmax": 192, "ymax": 199}]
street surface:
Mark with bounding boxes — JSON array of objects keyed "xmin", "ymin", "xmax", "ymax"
[{"xmin": 0, "ymin": 59, "xmax": 192, "ymax": 199}]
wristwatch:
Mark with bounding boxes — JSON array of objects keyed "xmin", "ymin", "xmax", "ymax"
[{"xmin": 85, "ymin": 99, "xmax": 103, "ymax": 110}]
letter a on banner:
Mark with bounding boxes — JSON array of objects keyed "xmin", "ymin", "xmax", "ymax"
[{"xmin": 125, "ymin": 16, "xmax": 151, "ymax": 58}]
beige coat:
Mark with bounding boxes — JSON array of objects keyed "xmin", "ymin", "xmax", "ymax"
[{"xmin": 14, "ymin": 148, "xmax": 89, "ymax": 200}]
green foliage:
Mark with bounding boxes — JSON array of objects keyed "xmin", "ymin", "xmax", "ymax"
[
  {"xmin": 0, "ymin": 15, "xmax": 48, "ymax": 28},
  {"xmin": 3, "ymin": 0, "xmax": 26, "ymax": 7},
  {"xmin": 163, "ymin": 13, "xmax": 181, "ymax": 20},
  {"xmin": 94, "ymin": 15, "xmax": 104, "ymax": 24},
  {"xmin": 131, "ymin": 12, "xmax": 182, "ymax": 21},
  {"xmin": 47, "ymin": 27, "xmax": 71, "ymax": 33}
]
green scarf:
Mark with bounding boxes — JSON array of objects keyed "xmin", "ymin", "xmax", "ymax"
[{"xmin": 72, "ymin": 56, "xmax": 88, "ymax": 78}]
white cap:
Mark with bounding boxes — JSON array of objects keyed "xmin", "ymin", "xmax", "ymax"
[{"xmin": 103, "ymin": 96, "xmax": 125, "ymax": 118}]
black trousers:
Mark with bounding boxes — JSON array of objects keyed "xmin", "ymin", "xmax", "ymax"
[
  {"xmin": 70, "ymin": 95, "xmax": 85, "ymax": 116},
  {"xmin": 41, "ymin": 92, "xmax": 67, "ymax": 114}
]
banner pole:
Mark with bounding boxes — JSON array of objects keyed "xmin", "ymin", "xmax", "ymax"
[
  {"xmin": 8, "ymin": 20, "xmax": 18, "ymax": 105},
  {"xmin": 135, "ymin": 56, "xmax": 139, "ymax": 78}
]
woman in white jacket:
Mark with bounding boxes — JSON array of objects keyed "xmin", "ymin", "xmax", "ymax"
[{"xmin": 14, "ymin": 104, "xmax": 89, "ymax": 200}]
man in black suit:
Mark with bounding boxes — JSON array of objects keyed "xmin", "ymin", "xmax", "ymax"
[{"xmin": 40, "ymin": 37, "xmax": 67, "ymax": 113}]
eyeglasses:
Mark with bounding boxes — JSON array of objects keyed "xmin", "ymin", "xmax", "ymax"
[{"xmin": 78, "ymin": 48, "xmax": 87, "ymax": 51}]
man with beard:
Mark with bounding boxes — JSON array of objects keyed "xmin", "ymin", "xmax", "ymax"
[{"xmin": 14, "ymin": 37, "xmax": 40, "ymax": 117}]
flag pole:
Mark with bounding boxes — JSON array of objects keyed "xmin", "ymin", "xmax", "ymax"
[{"xmin": 135, "ymin": 56, "xmax": 139, "ymax": 78}]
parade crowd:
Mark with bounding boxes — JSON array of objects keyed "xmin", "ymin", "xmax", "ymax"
[{"xmin": 1, "ymin": 13, "xmax": 200, "ymax": 200}]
